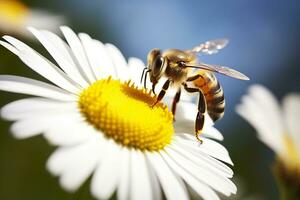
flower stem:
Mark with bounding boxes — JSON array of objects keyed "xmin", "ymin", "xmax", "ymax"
[{"xmin": 273, "ymin": 160, "xmax": 300, "ymax": 200}]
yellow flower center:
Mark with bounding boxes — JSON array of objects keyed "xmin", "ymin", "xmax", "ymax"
[
  {"xmin": 78, "ymin": 77, "xmax": 174, "ymax": 151},
  {"xmin": 283, "ymin": 134, "xmax": 300, "ymax": 171},
  {"xmin": 0, "ymin": 0, "xmax": 29, "ymax": 24}
]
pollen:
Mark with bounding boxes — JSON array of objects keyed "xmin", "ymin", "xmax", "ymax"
[{"xmin": 78, "ymin": 77, "xmax": 174, "ymax": 151}]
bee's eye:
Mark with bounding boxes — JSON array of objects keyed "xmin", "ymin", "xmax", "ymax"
[{"xmin": 152, "ymin": 56, "xmax": 164, "ymax": 76}]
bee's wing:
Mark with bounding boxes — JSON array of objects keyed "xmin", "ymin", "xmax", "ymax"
[
  {"xmin": 189, "ymin": 38, "xmax": 229, "ymax": 55},
  {"xmin": 186, "ymin": 63, "xmax": 250, "ymax": 80}
]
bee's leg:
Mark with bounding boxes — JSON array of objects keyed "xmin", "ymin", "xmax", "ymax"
[
  {"xmin": 144, "ymin": 69, "xmax": 151, "ymax": 89},
  {"xmin": 186, "ymin": 74, "xmax": 201, "ymax": 82},
  {"xmin": 171, "ymin": 89, "xmax": 181, "ymax": 119},
  {"xmin": 195, "ymin": 91, "xmax": 206, "ymax": 144},
  {"xmin": 183, "ymin": 83, "xmax": 206, "ymax": 143},
  {"xmin": 152, "ymin": 79, "xmax": 170, "ymax": 107},
  {"xmin": 140, "ymin": 68, "xmax": 147, "ymax": 84}
]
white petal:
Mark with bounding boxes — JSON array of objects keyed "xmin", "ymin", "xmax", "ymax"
[
  {"xmin": 172, "ymin": 99, "xmax": 216, "ymax": 130},
  {"xmin": 91, "ymin": 141, "xmax": 121, "ymax": 200},
  {"xmin": 248, "ymin": 85, "xmax": 284, "ymax": 134},
  {"xmin": 172, "ymin": 101, "xmax": 201, "ymax": 135},
  {"xmin": 0, "ymin": 75, "xmax": 75, "ymax": 101},
  {"xmin": 174, "ymin": 138, "xmax": 233, "ymax": 177},
  {"xmin": 59, "ymin": 150, "xmax": 99, "ymax": 191},
  {"xmin": 202, "ymin": 127, "xmax": 224, "ymax": 141},
  {"xmin": 147, "ymin": 152, "xmax": 189, "ymax": 200},
  {"xmin": 175, "ymin": 101, "xmax": 197, "ymax": 122},
  {"xmin": 283, "ymin": 94, "xmax": 300, "ymax": 151},
  {"xmin": 196, "ymin": 137, "xmax": 233, "ymax": 165},
  {"xmin": 93, "ymin": 39, "xmax": 117, "ymax": 78},
  {"xmin": 174, "ymin": 120, "xmax": 223, "ymax": 141},
  {"xmin": 47, "ymin": 138, "xmax": 105, "ymax": 176},
  {"xmin": 105, "ymin": 43, "xmax": 129, "ymax": 81},
  {"xmin": 28, "ymin": 27, "xmax": 89, "ymax": 87},
  {"xmin": 60, "ymin": 26, "xmax": 96, "ymax": 83},
  {"xmin": 0, "ymin": 41, "xmax": 18, "ymax": 55},
  {"xmin": 165, "ymin": 147, "xmax": 236, "ymax": 196},
  {"xmin": 236, "ymin": 94, "xmax": 285, "ymax": 155},
  {"xmin": 10, "ymin": 119, "xmax": 42, "ymax": 138},
  {"xmin": 171, "ymin": 141, "xmax": 233, "ymax": 178},
  {"xmin": 1, "ymin": 97, "xmax": 77, "ymax": 121},
  {"xmin": 78, "ymin": 33, "xmax": 107, "ymax": 80},
  {"xmin": 117, "ymin": 148, "xmax": 131, "ymax": 200},
  {"xmin": 128, "ymin": 57, "xmax": 145, "ymax": 87},
  {"xmin": 10, "ymin": 112, "xmax": 83, "ymax": 139},
  {"xmin": 44, "ymin": 121, "xmax": 96, "ymax": 146},
  {"xmin": 177, "ymin": 134, "xmax": 233, "ymax": 165},
  {"xmin": 47, "ymin": 141, "xmax": 101, "ymax": 191},
  {"xmin": 203, "ymin": 114, "xmax": 215, "ymax": 129},
  {"xmin": 161, "ymin": 152, "xmax": 221, "ymax": 200},
  {"xmin": 237, "ymin": 96, "xmax": 280, "ymax": 144},
  {"xmin": 188, "ymin": 183, "xmax": 220, "ymax": 200},
  {"xmin": 130, "ymin": 150, "xmax": 152, "ymax": 200},
  {"xmin": 173, "ymin": 119, "xmax": 194, "ymax": 135},
  {"xmin": 2, "ymin": 36, "xmax": 80, "ymax": 94},
  {"xmin": 163, "ymin": 87, "xmax": 194, "ymax": 104},
  {"xmin": 146, "ymin": 156, "xmax": 162, "ymax": 200}
]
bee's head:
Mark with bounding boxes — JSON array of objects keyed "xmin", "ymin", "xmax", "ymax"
[{"xmin": 146, "ymin": 49, "xmax": 167, "ymax": 93}]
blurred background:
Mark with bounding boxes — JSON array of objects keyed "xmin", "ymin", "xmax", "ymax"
[{"xmin": 0, "ymin": 0, "xmax": 300, "ymax": 199}]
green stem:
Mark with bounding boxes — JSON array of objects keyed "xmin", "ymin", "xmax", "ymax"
[{"xmin": 273, "ymin": 160, "xmax": 300, "ymax": 200}]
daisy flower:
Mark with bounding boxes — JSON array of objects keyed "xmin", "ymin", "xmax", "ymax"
[
  {"xmin": 236, "ymin": 85, "xmax": 300, "ymax": 197},
  {"xmin": 0, "ymin": 26, "xmax": 236, "ymax": 200},
  {"xmin": 0, "ymin": 0, "xmax": 65, "ymax": 37}
]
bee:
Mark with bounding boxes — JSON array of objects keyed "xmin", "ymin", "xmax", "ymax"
[{"xmin": 141, "ymin": 39, "xmax": 249, "ymax": 143}]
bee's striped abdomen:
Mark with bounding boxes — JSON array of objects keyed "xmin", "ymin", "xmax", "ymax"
[{"xmin": 193, "ymin": 71, "xmax": 225, "ymax": 122}]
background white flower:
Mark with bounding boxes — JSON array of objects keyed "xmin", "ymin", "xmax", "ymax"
[
  {"xmin": 0, "ymin": 26, "xmax": 236, "ymax": 200},
  {"xmin": 236, "ymin": 84, "xmax": 300, "ymax": 172},
  {"xmin": 0, "ymin": 0, "xmax": 65, "ymax": 37}
]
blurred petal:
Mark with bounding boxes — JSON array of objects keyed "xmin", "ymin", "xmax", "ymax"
[
  {"xmin": 236, "ymin": 85, "xmax": 285, "ymax": 155},
  {"xmin": 283, "ymin": 94, "xmax": 300, "ymax": 152}
]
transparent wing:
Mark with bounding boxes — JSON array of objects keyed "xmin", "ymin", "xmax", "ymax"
[
  {"xmin": 190, "ymin": 38, "xmax": 229, "ymax": 55},
  {"xmin": 185, "ymin": 63, "xmax": 250, "ymax": 80}
]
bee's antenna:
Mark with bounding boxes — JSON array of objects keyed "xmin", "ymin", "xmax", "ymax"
[{"xmin": 140, "ymin": 67, "xmax": 147, "ymax": 84}]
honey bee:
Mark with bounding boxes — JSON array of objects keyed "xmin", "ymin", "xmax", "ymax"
[{"xmin": 141, "ymin": 39, "xmax": 249, "ymax": 143}]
